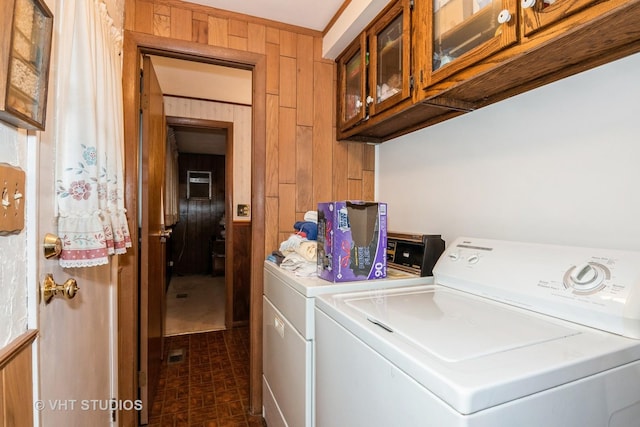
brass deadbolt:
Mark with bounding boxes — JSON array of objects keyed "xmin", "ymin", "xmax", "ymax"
[
  {"xmin": 42, "ymin": 274, "xmax": 79, "ymax": 304},
  {"xmin": 43, "ymin": 233, "xmax": 63, "ymax": 259}
]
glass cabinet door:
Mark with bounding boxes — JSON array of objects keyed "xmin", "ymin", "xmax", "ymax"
[
  {"xmin": 426, "ymin": 0, "xmax": 517, "ymax": 86},
  {"xmin": 521, "ymin": 0, "xmax": 600, "ymax": 36},
  {"xmin": 368, "ymin": 0, "xmax": 411, "ymax": 116},
  {"xmin": 338, "ymin": 34, "xmax": 367, "ymax": 130}
]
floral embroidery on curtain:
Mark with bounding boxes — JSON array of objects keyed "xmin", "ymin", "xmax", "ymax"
[{"xmin": 55, "ymin": 0, "xmax": 131, "ymax": 267}]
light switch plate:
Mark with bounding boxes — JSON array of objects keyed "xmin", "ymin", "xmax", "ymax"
[
  {"xmin": 237, "ymin": 204, "xmax": 250, "ymax": 217},
  {"xmin": 0, "ymin": 163, "xmax": 26, "ymax": 235}
]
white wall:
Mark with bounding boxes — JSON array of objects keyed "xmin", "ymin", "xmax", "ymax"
[
  {"xmin": 0, "ymin": 124, "xmax": 28, "ymax": 347},
  {"xmin": 377, "ymin": 52, "xmax": 640, "ymax": 251}
]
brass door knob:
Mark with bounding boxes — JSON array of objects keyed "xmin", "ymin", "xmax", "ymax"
[{"xmin": 41, "ymin": 273, "xmax": 79, "ymax": 304}]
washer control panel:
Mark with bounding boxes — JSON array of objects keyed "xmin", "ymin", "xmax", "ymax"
[{"xmin": 434, "ymin": 237, "xmax": 640, "ymax": 338}]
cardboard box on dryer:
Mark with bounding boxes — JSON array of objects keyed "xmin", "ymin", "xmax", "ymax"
[{"xmin": 317, "ymin": 201, "xmax": 387, "ymax": 282}]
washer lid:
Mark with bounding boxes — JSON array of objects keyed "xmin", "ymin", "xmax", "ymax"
[
  {"xmin": 346, "ymin": 288, "xmax": 578, "ymax": 362},
  {"xmin": 317, "ymin": 285, "xmax": 640, "ymax": 415}
]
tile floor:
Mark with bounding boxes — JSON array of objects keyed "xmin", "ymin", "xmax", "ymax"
[{"xmin": 147, "ymin": 327, "xmax": 265, "ymax": 427}]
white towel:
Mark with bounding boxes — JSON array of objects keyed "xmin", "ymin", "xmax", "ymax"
[
  {"xmin": 280, "ymin": 253, "xmax": 317, "ymax": 277},
  {"xmin": 304, "ymin": 210, "xmax": 318, "ymax": 223},
  {"xmin": 296, "ymin": 241, "xmax": 317, "ymax": 262},
  {"xmin": 279, "ymin": 234, "xmax": 304, "ymax": 254}
]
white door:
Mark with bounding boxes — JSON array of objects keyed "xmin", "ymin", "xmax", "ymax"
[
  {"xmin": 32, "ymin": 1, "xmax": 117, "ymax": 424},
  {"xmin": 33, "ymin": 120, "xmax": 117, "ymax": 427}
]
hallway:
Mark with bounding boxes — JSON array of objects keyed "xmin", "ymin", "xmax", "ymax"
[
  {"xmin": 165, "ymin": 275, "xmax": 226, "ymax": 336},
  {"xmin": 147, "ymin": 327, "xmax": 265, "ymax": 426}
]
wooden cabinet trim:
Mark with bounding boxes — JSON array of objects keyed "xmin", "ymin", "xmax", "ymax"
[{"xmin": 0, "ymin": 329, "xmax": 38, "ymax": 370}]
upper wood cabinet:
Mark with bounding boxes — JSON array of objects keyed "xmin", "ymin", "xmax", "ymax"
[
  {"xmin": 420, "ymin": 0, "xmax": 640, "ymax": 103},
  {"xmin": 337, "ymin": 0, "xmax": 413, "ymax": 135},
  {"xmin": 336, "ymin": 0, "xmax": 640, "ymax": 143}
]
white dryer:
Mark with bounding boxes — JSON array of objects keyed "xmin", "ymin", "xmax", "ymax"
[
  {"xmin": 314, "ymin": 237, "xmax": 640, "ymax": 427},
  {"xmin": 262, "ymin": 261, "xmax": 430, "ymax": 427}
]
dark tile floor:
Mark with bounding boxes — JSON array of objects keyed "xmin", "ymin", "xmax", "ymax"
[{"xmin": 147, "ymin": 327, "xmax": 265, "ymax": 427}]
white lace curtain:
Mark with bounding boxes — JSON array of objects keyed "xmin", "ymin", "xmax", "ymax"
[{"xmin": 55, "ymin": 0, "xmax": 131, "ymax": 267}]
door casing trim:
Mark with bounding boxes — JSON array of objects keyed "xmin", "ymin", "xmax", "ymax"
[{"xmin": 120, "ymin": 30, "xmax": 266, "ymax": 425}]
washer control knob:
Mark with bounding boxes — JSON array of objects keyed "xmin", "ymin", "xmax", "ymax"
[
  {"xmin": 563, "ymin": 262, "xmax": 608, "ymax": 294},
  {"xmin": 467, "ymin": 254, "xmax": 480, "ymax": 264},
  {"xmin": 448, "ymin": 252, "xmax": 460, "ymax": 261},
  {"xmin": 571, "ymin": 263, "xmax": 598, "ymax": 285}
]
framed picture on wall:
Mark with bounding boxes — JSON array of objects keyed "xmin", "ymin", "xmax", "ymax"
[{"xmin": 0, "ymin": 0, "xmax": 54, "ymax": 130}]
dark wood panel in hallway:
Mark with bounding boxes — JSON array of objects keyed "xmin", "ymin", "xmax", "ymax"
[{"xmin": 147, "ymin": 327, "xmax": 265, "ymax": 426}]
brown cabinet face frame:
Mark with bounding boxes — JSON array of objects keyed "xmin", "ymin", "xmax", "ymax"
[{"xmin": 0, "ymin": 0, "xmax": 53, "ymax": 130}]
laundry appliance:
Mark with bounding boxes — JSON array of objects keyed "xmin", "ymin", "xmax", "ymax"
[
  {"xmin": 262, "ymin": 233, "xmax": 444, "ymax": 427},
  {"xmin": 314, "ymin": 237, "xmax": 640, "ymax": 427}
]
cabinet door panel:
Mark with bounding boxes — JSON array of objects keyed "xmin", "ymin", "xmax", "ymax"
[
  {"xmin": 337, "ymin": 33, "xmax": 367, "ymax": 131},
  {"xmin": 425, "ymin": 0, "xmax": 518, "ymax": 87},
  {"xmin": 368, "ymin": 0, "xmax": 412, "ymax": 116},
  {"xmin": 521, "ymin": 0, "xmax": 601, "ymax": 36}
]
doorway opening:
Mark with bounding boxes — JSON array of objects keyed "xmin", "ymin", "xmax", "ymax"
[
  {"xmin": 121, "ymin": 32, "xmax": 267, "ymax": 426},
  {"xmin": 165, "ymin": 119, "xmax": 231, "ymax": 336}
]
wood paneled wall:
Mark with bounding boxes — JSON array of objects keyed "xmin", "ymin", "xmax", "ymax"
[
  {"xmin": 125, "ymin": 0, "xmax": 376, "ymax": 258},
  {"xmin": 0, "ymin": 330, "xmax": 37, "ymax": 427},
  {"xmin": 232, "ymin": 222, "xmax": 252, "ymax": 323},
  {"xmin": 172, "ymin": 153, "xmax": 225, "ymax": 275}
]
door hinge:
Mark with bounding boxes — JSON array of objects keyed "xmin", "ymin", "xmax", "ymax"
[
  {"xmin": 410, "ymin": 75, "xmax": 415, "ymax": 92},
  {"xmin": 410, "ymin": 0, "xmax": 414, "ymax": 10},
  {"xmin": 138, "ymin": 371, "xmax": 147, "ymax": 387}
]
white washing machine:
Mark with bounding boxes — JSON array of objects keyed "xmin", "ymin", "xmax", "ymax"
[{"xmin": 314, "ymin": 237, "xmax": 640, "ymax": 427}]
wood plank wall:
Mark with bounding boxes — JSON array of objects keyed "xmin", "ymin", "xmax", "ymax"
[
  {"xmin": 173, "ymin": 153, "xmax": 226, "ymax": 275},
  {"xmin": 125, "ymin": 0, "xmax": 376, "ymax": 258},
  {"xmin": 0, "ymin": 330, "xmax": 37, "ymax": 427},
  {"xmin": 232, "ymin": 222, "xmax": 252, "ymax": 324}
]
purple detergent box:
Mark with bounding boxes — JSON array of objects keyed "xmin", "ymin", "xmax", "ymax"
[{"xmin": 317, "ymin": 201, "xmax": 387, "ymax": 282}]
